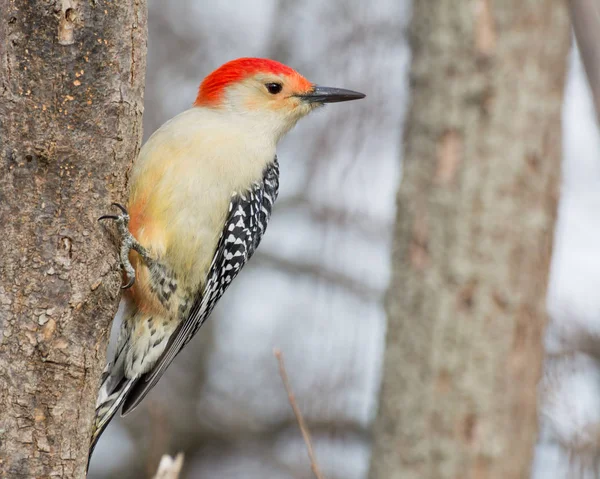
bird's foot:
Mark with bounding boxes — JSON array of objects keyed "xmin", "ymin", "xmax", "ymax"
[{"xmin": 99, "ymin": 203, "xmax": 151, "ymax": 289}]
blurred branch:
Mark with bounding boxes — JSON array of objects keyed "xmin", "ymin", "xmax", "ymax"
[
  {"xmin": 274, "ymin": 349, "xmax": 325, "ymax": 479},
  {"xmin": 275, "ymin": 195, "xmax": 393, "ymax": 243},
  {"xmin": 570, "ymin": 0, "xmax": 600, "ymax": 123},
  {"xmin": 152, "ymin": 453, "xmax": 184, "ymax": 479},
  {"xmin": 254, "ymin": 251, "xmax": 382, "ymax": 302}
]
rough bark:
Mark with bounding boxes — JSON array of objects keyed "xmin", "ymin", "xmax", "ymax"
[
  {"xmin": 369, "ymin": 2, "xmax": 569, "ymax": 479},
  {"xmin": 0, "ymin": 1, "xmax": 146, "ymax": 477}
]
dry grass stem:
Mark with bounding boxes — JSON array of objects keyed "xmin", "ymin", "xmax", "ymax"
[{"xmin": 274, "ymin": 348, "xmax": 325, "ymax": 479}]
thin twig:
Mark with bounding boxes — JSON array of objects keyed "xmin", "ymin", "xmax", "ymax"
[{"xmin": 274, "ymin": 348, "xmax": 325, "ymax": 479}]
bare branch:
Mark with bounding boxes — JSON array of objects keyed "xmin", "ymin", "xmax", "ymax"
[
  {"xmin": 255, "ymin": 251, "xmax": 381, "ymax": 303},
  {"xmin": 274, "ymin": 349, "xmax": 325, "ymax": 479},
  {"xmin": 274, "ymin": 195, "xmax": 393, "ymax": 243}
]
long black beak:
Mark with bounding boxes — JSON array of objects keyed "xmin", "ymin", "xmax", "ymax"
[{"xmin": 299, "ymin": 85, "xmax": 366, "ymax": 104}]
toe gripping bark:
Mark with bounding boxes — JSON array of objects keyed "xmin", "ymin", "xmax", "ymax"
[{"xmin": 99, "ymin": 203, "xmax": 152, "ymax": 289}]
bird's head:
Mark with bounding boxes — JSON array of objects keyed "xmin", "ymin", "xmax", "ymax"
[{"xmin": 194, "ymin": 57, "xmax": 365, "ymax": 142}]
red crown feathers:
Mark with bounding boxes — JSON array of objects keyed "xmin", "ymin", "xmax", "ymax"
[{"xmin": 194, "ymin": 58, "xmax": 311, "ymax": 107}]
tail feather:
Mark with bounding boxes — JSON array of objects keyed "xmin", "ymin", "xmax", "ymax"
[{"xmin": 87, "ymin": 374, "xmax": 138, "ymax": 471}]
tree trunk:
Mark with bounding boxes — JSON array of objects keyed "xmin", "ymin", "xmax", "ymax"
[
  {"xmin": 369, "ymin": 2, "xmax": 569, "ymax": 479},
  {"xmin": 0, "ymin": 1, "xmax": 146, "ymax": 477}
]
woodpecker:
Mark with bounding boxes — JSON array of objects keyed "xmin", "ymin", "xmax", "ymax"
[{"xmin": 89, "ymin": 57, "xmax": 365, "ymax": 463}]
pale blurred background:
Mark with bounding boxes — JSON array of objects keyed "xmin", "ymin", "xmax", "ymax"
[
  {"xmin": 88, "ymin": 2, "xmax": 600, "ymax": 478},
  {"xmin": 90, "ymin": 0, "xmax": 409, "ymax": 477}
]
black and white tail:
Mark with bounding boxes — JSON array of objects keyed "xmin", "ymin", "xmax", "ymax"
[{"xmin": 87, "ymin": 361, "xmax": 137, "ymax": 471}]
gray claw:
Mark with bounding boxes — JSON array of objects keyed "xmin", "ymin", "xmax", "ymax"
[
  {"xmin": 111, "ymin": 203, "xmax": 128, "ymax": 216},
  {"xmin": 121, "ymin": 275, "xmax": 136, "ymax": 290},
  {"xmin": 99, "ymin": 203, "xmax": 146, "ymax": 289}
]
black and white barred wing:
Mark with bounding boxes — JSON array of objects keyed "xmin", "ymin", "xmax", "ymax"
[{"xmin": 121, "ymin": 160, "xmax": 279, "ymax": 414}]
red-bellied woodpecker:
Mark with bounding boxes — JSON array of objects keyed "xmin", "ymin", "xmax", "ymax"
[{"xmin": 89, "ymin": 57, "xmax": 365, "ymax": 463}]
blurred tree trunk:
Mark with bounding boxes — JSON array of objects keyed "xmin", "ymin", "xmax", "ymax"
[
  {"xmin": 369, "ymin": 2, "xmax": 569, "ymax": 479},
  {"xmin": 0, "ymin": 1, "xmax": 146, "ymax": 477}
]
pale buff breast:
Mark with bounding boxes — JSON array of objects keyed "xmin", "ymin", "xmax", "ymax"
[{"xmin": 127, "ymin": 107, "xmax": 276, "ymax": 297}]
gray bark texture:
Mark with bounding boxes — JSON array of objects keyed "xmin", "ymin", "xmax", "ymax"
[
  {"xmin": 0, "ymin": 1, "xmax": 146, "ymax": 477},
  {"xmin": 369, "ymin": 2, "xmax": 569, "ymax": 479}
]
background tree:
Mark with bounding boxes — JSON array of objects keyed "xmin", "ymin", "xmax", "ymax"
[
  {"xmin": 0, "ymin": 1, "xmax": 146, "ymax": 477},
  {"xmin": 532, "ymin": 3, "xmax": 600, "ymax": 477},
  {"xmin": 370, "ymin": 2, "xmax": 569, "ymax": 478}
]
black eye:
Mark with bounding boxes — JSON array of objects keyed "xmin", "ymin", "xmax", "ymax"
[{"xmin": 265, "ymin": 83, "xmax": 283, "ymax": 95}]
